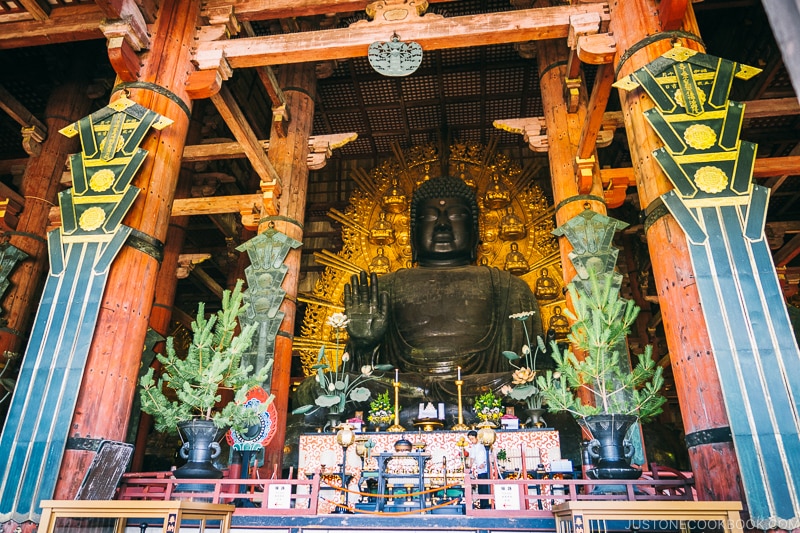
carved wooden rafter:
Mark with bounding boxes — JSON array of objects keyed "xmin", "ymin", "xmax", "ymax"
[
  {"xmin": 575, "ymin": 63, "xmax": 616, "ymax": 194},
  {"xmin": 0, "ymin": 85, "xmax": 47, "ymax": 156},
  {"xmin": 176, "ymin": 253, "xmax": 212, "ymax": 279},
  {"xmin": 210, "ymin": 84, "xmax": 282, "ymax": 216},
  {"xmin": 16, "ymin": 0, "xmax": 51, "ymax": 21}
]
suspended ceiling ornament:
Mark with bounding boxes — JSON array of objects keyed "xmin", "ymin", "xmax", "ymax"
[
  {"xmin": 294, "ymin": 141, "xmax": 562, "ymax": 377},
  {"xmin": 368, "ymin": 33, "xmax": 423, "ymax": 77}
]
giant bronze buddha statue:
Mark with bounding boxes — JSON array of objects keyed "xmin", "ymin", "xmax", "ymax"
[{"xmin": 344, "ymin": 176, "xmax": 543, "ymax": 384}]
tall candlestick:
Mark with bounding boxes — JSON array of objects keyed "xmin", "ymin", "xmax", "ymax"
[
  {"xmin": 452, "ymin": 378, "xmax": 468, "ymax": 431},
  {"xmin": 388, "ymin": 379, "xmax": 405, "ymax": 432}
]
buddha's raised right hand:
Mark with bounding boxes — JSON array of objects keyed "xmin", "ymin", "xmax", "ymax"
[{"xmin": 343, "ymin": 271, "xmax": 389, "ymax": 357}]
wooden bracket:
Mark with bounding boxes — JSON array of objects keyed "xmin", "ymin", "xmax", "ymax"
[
  {"xmin": 493, "ymin": 117, "xmax": 548, "ymax": 153},
  {"xmin": 574, "ymin": 155, "xmax": 596, "ymax": 194},
  {"xmin": 0, "ymin": 186, "xmax": 24, "ymax": 232},
  {"xmin": 600, "ymin": 167, "xmax": 636, "ymax": 208},
  {"xmin": 658, "ymin": 0, "xmax": 689, "ymax": 31},
  {"xmin": 21, "ymin": 124, "xmax": 46, "ymax": 157},
  {"xmin": 176, "ymin": 253, "xmax": 212, "ymax": 279},
  {"xmin": 564, "ymin": 77, "xmax": 582, "ymax": 114},
  {"xmin": 577, "ymin": 33, "xmax": 616, "ymax": 65},
  {"xmin": 100, "ymin": 12, "xmax": 151, "ymax": 82},
  {"xmin": 204, "ymin": 5, "xmax": 241, "ymax": 38},
  {"xmin": 357, "ymin": 0, "xmax": 440, "ymax": 26},
  {"xmin": 186, "ymin": 60, "xmax": 232, "ymax": 100},
  {"xmin": 260, "ymin": 179, "xmax": 281, "ymax": 218},
  {"xmin": 307, "ymin": 133, "xmax": 358, "ymax": 170}
]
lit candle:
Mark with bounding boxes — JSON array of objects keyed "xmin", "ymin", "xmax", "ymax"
[
  {"xmin": 395, "ymin": 368, "xmax": 399, "ymax": 383},
  {"xmin": 457, "ymin": 366, "xmax": 461, "ymax": 380}
]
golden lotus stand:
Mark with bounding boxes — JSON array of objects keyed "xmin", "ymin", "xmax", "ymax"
[{"xmin": 414, "ymin": 418, "xmax": 444, "ymax": 431}]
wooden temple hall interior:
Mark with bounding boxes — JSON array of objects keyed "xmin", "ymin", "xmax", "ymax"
[{"xmin": 3, "ymin": 0, "xmax": 800, "ymax": 532}]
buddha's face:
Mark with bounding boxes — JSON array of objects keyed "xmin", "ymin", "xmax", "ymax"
[{"xmin": 414, "ymin": 196, "xmax": 475, "ymax": 266}]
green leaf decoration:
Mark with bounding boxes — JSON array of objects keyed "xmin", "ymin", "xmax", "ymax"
[
  {"xmin": 315, "ymin": 395, "xmax": 342, "ymax": 408},
  {"xmin": 349, "ymin": 387, "xmax": 371, "ymax": 403}
]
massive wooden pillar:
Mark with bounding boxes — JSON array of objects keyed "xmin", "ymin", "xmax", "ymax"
[
  {"xmin": 0, "ymin": 67, "xmax": 91, "ymax": 358},
  {"xmin": 537, "ymin": 39, "xmax": 607, "ymax": 283},
  {"xmin": 262, "ymin": 63, "xmax": 317, "ymax": 467},
  {"xmin": 609, "ymin": 0, "xmax": 743, "ymax": 502},
  {"xmin": 129, "ymin": 111, "xmax": 202, "ymax": 472},
  {"xmin": 53, "ymin": 0, "xmax": 201, "ymax": 499}
]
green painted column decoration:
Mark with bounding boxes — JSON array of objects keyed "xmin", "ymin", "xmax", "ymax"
[
  {"xmin": 0, "ymin": 97, "xmax": 170, "ymax": 524},
  {"xmin": 552, "ymin": 208, "xmax": 645, "ymax": 465},
  {"xmin": 0, "ymin": 243, "xmax": 27, "ymax": 301},
  {"xmin": 616, "ymin": 45, "xmax": 800, "ymax": 528},
  {"xmin": 237, "ymin": 225, "xmax": 302, "ymax": 389}
]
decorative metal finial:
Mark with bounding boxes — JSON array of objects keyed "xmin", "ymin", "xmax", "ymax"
[{"xmin": 368, "ymin": 33, "xmax": 423, "ymax": 77}]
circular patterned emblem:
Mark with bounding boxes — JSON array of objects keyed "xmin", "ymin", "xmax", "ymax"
[
  {"xmin": 683, "ymin": 124, "xmax": 717, "ymax": 150},
  {"xmin": 89, "ymin": 169, "xmax": 116, "ymax": 192},
  {"xmin": 78, "ymin": 206, "xmax": 107, "ymax": 231},
  {"xmin": 674, "ymin": 88, "xmax": 706, "ymax": 109},
  {"xmin": 694, "ymin": 166, "xmax": 729, "ymax": 194},
  {"xmin": 226, "ymin": 387, "xmax": 278, "ymax": 449}
]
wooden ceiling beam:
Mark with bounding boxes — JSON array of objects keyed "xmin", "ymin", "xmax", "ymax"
[
  {"xmin": 182, "ymin": 133, "xmax": 356, "ymax": 169},
  {"xmin": 752, "ymin": 155, "xmax": 800, "ymax": 178},
  {"xmin": 0, "ymin": 4, "xmax": 104, "ymax": 49},
  {"xmin": 202, "ymin": 0, "xmax": 457, "ymax": 22},
  {"xmin": 193, "ymin": 4, "xmax": 610, "ymax": 69},
  {"xmin": 762, "ymin": 144, "xmax": 800, "ymax": 192}
]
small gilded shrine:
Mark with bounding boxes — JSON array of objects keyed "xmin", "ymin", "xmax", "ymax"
[{"xmin": 294, "ymin": 141, "xmax": 563, "ymax": 377}]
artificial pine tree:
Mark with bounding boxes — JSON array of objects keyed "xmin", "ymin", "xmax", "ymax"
[{"xmin": 139, "ymin": 279, "xmax": 272, "ymax": 433}]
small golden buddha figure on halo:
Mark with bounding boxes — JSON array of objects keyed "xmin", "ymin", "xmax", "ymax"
[
  {"xmin": 369, "ymin": 211, "xmax": 396, "ymax": 246},
  {"xmin": 499, "ymin": 206, "xmax": 527, "ymax": 241},
  {"xmin": 549, "ymin": 305, "xmax": 570, "ymax": 341},
  {"xmin": 483, "ymin": 171, "xmax": 511, "ymax": 210},
  {"xmin": 503, "ymin": 242, "xmax": 529, "ymax": 276},
  {"xmin": 534, "ymin": 267, "xmax": 559, "ymax": 301},
  {"xmin": 369, "ymin": 247, "xmax": 391, "ymax": 275},
  {"xmin": 382, "ymin": 178, "xmax": 408, "ymax": 214},
  {"xmin": 456, "ymin": 162, "xmax": 476, "ymax": 189}
]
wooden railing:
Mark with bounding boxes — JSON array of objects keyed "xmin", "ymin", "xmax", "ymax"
[
  {"xmin": 463, "ymin": 473, "xmax": 696, "ymax": 517},
  {"xmin": 117, "ymin": 474, "xmax": 320, "ymax": 516},
  {"xmin": 116, "ymin": 470, "xmax": 697, "ymax": 518}
]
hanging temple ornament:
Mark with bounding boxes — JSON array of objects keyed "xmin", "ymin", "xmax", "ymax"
[{"xmin": 368, "ymin": 32, "xmax": 423, "ymax": 77}]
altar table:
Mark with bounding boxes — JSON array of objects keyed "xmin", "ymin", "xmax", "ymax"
[{"xmin": 298, "ymin": 428, "xmax": 561, "ymax": 478}]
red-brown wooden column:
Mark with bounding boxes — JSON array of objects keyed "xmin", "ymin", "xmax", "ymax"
[
  {"xmin": 129, "ymin": 111, "xmax": 204, "ymax": 472},
  {"xmin": 537, "ymin": 38, "xmax": 607, "ymax": 284},
  {"xmin": 53, "ymin": 0, "xmax": 201, "ymax": 498},
  {"xmin": 609, "ymin": 0, "xmax": 744, "ymax": 501},
  {"xmin": 0, "ymin": 68, "xmax": 91, "ymax": 358},
  {"xmin": 262, "ymin": 63, "xmax": 316, "ymax": 467}
]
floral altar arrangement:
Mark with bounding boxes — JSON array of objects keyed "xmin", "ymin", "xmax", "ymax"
[
  {"xmin": 292, "ymin": 313, "xmax": 392, "ymax": 422},
  {"xmin": 500, "ymin": 310, "xmax": 547, "ymax": 412},
  {"xmin": 367, "ymin": 391, "xmax": 394, "ymax": 427},
  {"xmin": 473, "ymin": 390, "xmax": 503, "ymax": 424}
]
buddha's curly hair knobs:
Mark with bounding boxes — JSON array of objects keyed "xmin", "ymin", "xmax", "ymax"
[{"xmin": 410, "ymin": 175, "xmax": 479, "ymax": 261}]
